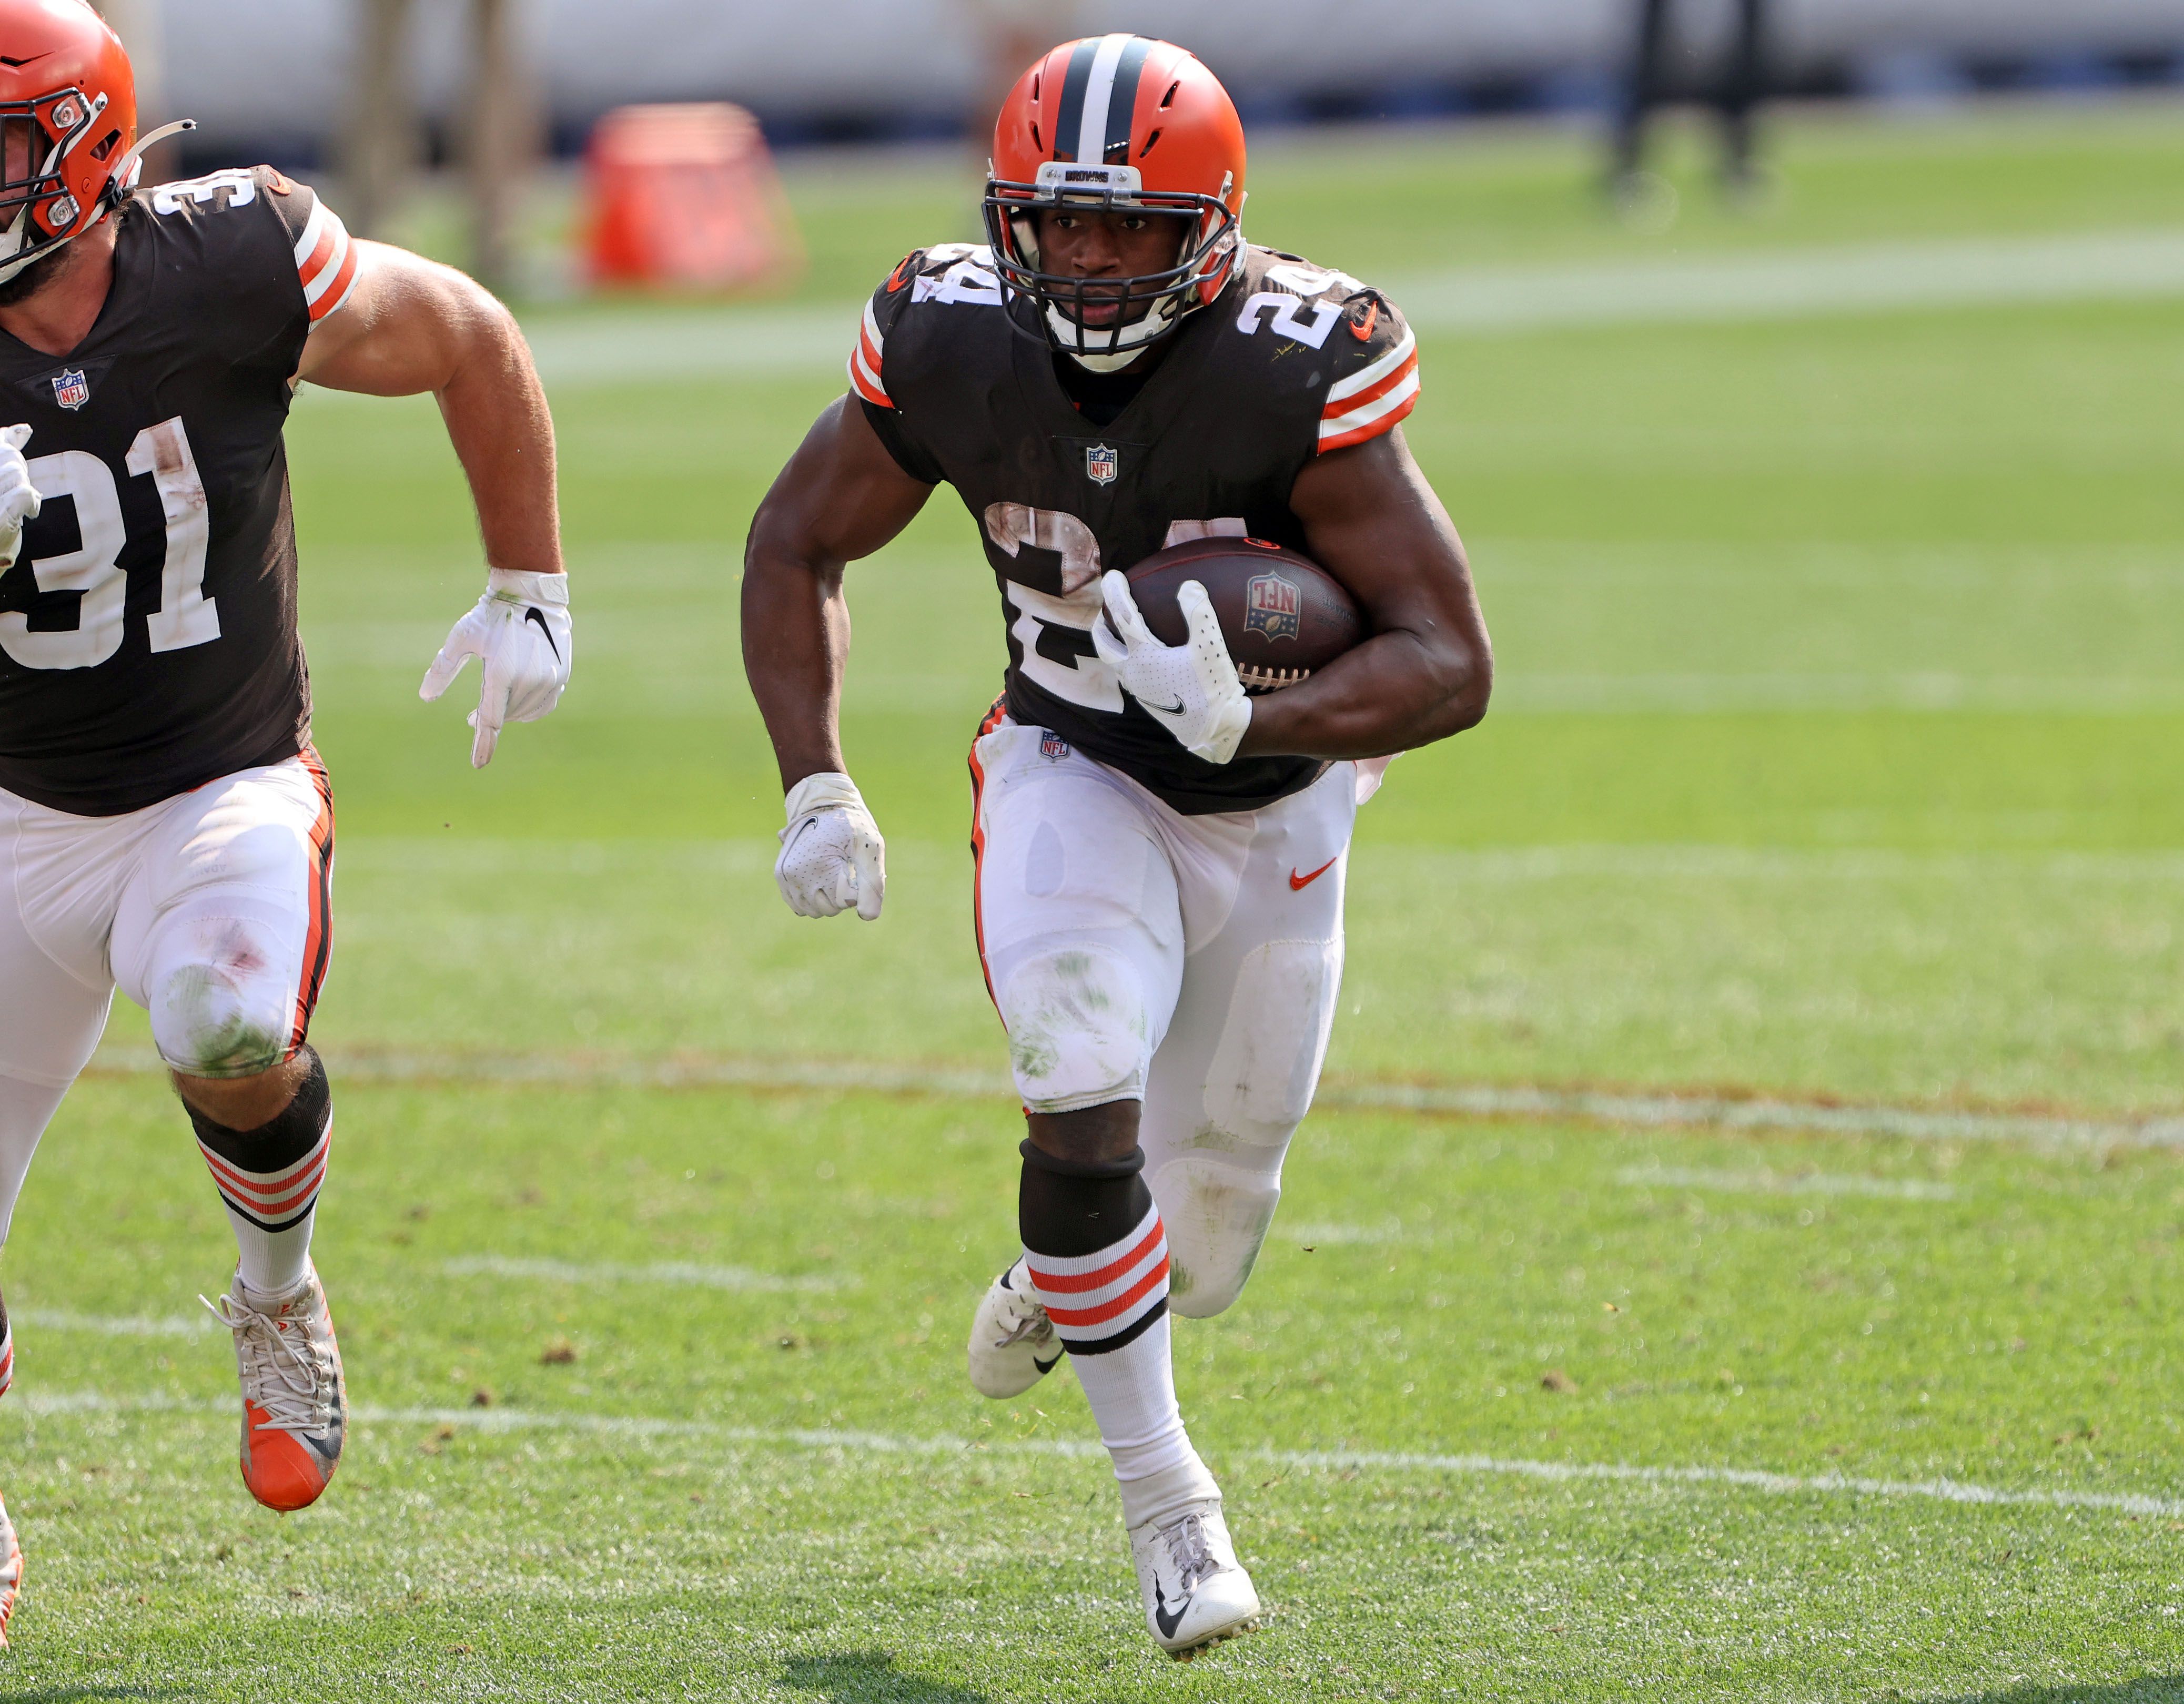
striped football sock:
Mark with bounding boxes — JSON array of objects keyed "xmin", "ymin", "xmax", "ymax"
[
  {"xmin": 1019, "ymin": 1140, "xmax": 1220, "ymax": 1529},
  {"xmin": 188, "ymin": 1046, "xmax": 332, "ymax": 1298}
]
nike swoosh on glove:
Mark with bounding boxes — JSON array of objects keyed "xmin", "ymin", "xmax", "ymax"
[
  {"xmin": 0, "ymin": 423, "xmax": 42, "ymax": 574},
  {"xmin": 419, "ymin": 568, "xmax": 573, "ymax": 767},
  {"xmin": 776, "ymin": 771, "xmax": 886, "ymax": 921},
  {"xmin": 1091, "ymin": 570, "xmax": 1252, "ymax": 765}
]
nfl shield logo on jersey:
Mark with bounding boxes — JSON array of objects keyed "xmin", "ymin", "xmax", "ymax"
[
  {"xmin": 1084, "ymin": 443, "xmax": 1119, "ymax": 485},
  {"xmin": 1244, "ymin": 572, "xmax": 1302, "ymax": 642},
  {"xmin": 50, "ymin": 368, "xmax": 88, "ymax": 411},
  {"xmin": 1040, "ymin": 730, "xmax": 1069, "ymax": 762}
]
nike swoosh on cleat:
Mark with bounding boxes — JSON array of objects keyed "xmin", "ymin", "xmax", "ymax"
[
  {"xmin": 1290, "ymin": 855, "xmax": 1339, "ymax": 890},
  {"xmin": 1033, "ymin": 1350, "xmax": 1062, "ymax": 1374},
  {"xmin": 1153, "ymin": 1581, "xmax": 1192, "ymax": 1641},
  {"xmin": 523, "ymin": 605, "xmax": 561, "ymax": 660}
]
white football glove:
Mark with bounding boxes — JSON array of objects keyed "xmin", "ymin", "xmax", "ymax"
[
  {"xmin": 419, "ymin": 568, "xmax": 573, "ymax": 768},
  {"xmin": 776, "ymin": 771, "xmax": 886, "ymax": 921},
  {"xmin": 0, "ymin": 423, "xmax": 41, "ymax": 573},
  {"xmin": 1091, "ymin": 569, "xmax": 1252, "ymax": 765}
]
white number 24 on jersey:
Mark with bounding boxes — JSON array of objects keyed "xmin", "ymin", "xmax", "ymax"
[{"xmin": 0, "ymin": 417, "xmax": 218, "ymax": 670}]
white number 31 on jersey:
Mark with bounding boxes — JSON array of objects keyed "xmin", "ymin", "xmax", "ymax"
[{"xmin": 0, "ymin": 417, "xmax": 217, "ymax": 670}]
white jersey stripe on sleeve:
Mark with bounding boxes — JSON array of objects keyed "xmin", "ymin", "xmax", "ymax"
[
  {"xmin": 1324, "ymin": 326, "xmax": 1417, "ymax": 405},
  {"xmin": 295, "ymin": 198, "xmax": 359, "ymax": 327},
  {"xmin": 847, "ymin": 298, "xmax": 892, "ymax": 405},
  {"xmin": 1318, "ymin": 369, "xmax": 1421, "ymax": 449},
  {"xmin": 290, "ymin": 198, "xmax": 331, "ymax": 268}
]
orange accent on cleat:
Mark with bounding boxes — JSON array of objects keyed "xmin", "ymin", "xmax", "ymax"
[
  {"xmin": 239, "ymin": 1397, "xmax": 338, "ymax": 1513},
  {"xmin": 205, "ymin": 1264, "xmax": 347, "ymax": 1514}
]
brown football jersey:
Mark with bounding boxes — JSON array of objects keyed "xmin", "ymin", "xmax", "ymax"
[
  {"xmin": 0, "ymin": 165, "xmax": 358, "ymax": 815},
  {"xmin": 852, "ymin": 241, "xmax": 1419, "ymax": 814}
]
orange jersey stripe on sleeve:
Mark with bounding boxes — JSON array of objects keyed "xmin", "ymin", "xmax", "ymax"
[
  {"xmin": 847, "ymin": 298, "xmax": 892, "ymax": 407},
  {"xmin": 294, "ymin": 199, "xmax": 360, "ymax": 328}
]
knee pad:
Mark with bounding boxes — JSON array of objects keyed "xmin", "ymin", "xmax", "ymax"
[
  {"xmin": 1202, "ymin": 937, "xmax": 1342, "ymax": 1149},
  {"xmin": 1150, "ymin": 1155, "xmax": 1280, "ymax": 1318},
  {"xmin": 148, "ymin": 918, "xmax": 294, "ymax": 1079},
  {"xmin": 997, "ymin": 945, "xmax": 1151, "ymax": 1114}
]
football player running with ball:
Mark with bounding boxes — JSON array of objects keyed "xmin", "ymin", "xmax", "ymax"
[
  {"xmin": 745, "ymin": 36, "xmax": 1487, "ymax": 1659},
  {"xmin": 0, "ymin": 0, "xmax": 569, "ymax": 1632}
]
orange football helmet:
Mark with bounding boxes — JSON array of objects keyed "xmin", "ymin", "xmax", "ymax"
[
  {"xmin": 0, "ymin": 0, "xmax": 187, "ymax": 286},
  {"xmin": 983, "ymin": 35, "xmax": 1246, "ymax": 368}
]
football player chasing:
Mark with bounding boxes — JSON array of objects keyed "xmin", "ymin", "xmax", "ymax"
[
  {"xmin": 0, "ymin": 0, "xmax": 570, "ymax": 1635},
  {"xmin": 744, "ymin": 36, "xmax": 1488, "ymax": 1659}
]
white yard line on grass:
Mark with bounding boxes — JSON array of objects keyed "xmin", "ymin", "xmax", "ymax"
[
  {"xmin": 1615, "ymin": 1165, "xmax": 1962, "ymax": 1201},
  {"xmin": 80, "ymin": 1045, "xmax": 2184, "ymax": 1151},
  {"xmin": 14, "ymin": 1391, "xmax": 2178, "ymax": 1520},
  {"xmin": 483, "ymin": 227, "xmax": 2184, "ymax": 390},
  {"xmin": 12, "ymin": 1308, "xmax": 215, "ymax": 1337},
  {"xmin": 443, "ymin": 1256, "xmax": 843, "ymax": 1293}
]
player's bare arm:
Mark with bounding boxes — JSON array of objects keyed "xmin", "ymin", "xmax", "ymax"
[
  {"xmin": 296, "ymin": 241, "xmax": 572, "ymax": 770},
  {"xmin": 742, "ymin": 395, "xmax": 933, "ymax": 922},
  {"xmin": 743, "ymin": 393, "xmax": 932, "ymax": 789},
  {"xmin": 297, "ymin": 241, "xmax": 560, "ymax": 580},
  {"xmin": 1235, "ymin": 425, "xmax": 1491, "ymax": 760}
]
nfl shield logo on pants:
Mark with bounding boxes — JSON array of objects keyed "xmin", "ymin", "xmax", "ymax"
[
  {"xmin": 51, "ymin": 368, "xmax": 88, "ymax": 411},
  {"xmin": 1084, "ymin": 443, "xmax": 1118, "ymax": 485},
  {"xmin": 1040, "ymin": 730, "xmax": 1069, "ymax": 762}
]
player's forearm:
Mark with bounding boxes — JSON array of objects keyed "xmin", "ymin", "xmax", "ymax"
[
  {"xmin": 741, "ymin": 544, "xmax": 851, "ymax": 790},
  {"xmin": 436, "ymin": 318, "xmax": 562, "ymax": 577},
  {"xmin": 1234, "ymin": 626, "xmax": 1490, "ymax": 760}
]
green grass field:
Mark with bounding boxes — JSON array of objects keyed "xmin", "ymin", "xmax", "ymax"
[{"xmin": 5, "ymin": 103, "xmax": 2184, "ymax": 1699}]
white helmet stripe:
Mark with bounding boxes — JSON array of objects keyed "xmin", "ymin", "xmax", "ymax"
[{"xmin": 1075, "ymin": 35, "xmax": 1131, "ymax": 169}]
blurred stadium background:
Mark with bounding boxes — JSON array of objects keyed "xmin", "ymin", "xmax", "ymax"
[{"xmin": 10, "ymin": 2, "xmax": 2184, "ymax": 1699}]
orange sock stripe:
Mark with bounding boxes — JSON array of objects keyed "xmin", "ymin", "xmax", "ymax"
[
  {"xmin": 1026, "ymin": 1216, "xmax": 1167, "ymax": 1295},
  {"xmin": 1040, "ymin": 1254, "xmax": 1170, "ymax": 1329}
]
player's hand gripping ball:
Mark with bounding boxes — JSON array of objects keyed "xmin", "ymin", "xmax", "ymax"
[
  {"xmin": 0, "ymin": 423, "xmax": 42, "ymax": 574},
  {"xmin": 775, "ymin": 772, "xmax": 886, "ymax": 921},
  {"xmin": 1094, "ymin": 570, "xmax": 1255, "ymax": 766},
  {"xmin": 419, "ymin": 568, "xmax": 573, "ymax": 768}
]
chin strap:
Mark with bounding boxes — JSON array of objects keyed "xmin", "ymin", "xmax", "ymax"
[{"xmin": 108, "ymin": 118, "xmax": 197, "ymax": 202}]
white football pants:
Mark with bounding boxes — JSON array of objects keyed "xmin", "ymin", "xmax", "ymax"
[
  {"xmin": 971, "ymin": 715, "xmax": 1366, "ymax": 1318},
  {"xmin": 0, "ymin": 753, "xmax": 335, "ymax": 1247}
]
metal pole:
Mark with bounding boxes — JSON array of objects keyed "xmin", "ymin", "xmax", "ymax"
[
  {"xmin": 467, "ymin": 0, "xmax": 535, "ymax": 293},
  {"xmin": 342, "ymin": 0, "xmax": 418, "ymax": 240}
]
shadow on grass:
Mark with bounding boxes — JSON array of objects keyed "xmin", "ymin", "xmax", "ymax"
[
  {"xmin": 779, "ymin": 1652, "xmax": 989, "ymax": 1704},
  {"xmin": 1939, "ymin": 1683, "xmax": 2184, "ymax": 1703}
]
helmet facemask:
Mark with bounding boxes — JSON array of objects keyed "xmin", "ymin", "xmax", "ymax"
[
  {"xmin": 984, "ymin": 161, "xmax": 1240, "ymax": 371},
  {"xmin": 0, "ymin": 88, "xmax": 115, "ymax": 286}
]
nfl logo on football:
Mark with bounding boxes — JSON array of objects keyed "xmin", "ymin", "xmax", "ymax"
[
  {"xmin": 1084, "ymin": 443, "xmax": 1118, "ymax": 485},
  {"xmin": 51, "ymin": 367, "xmax": 88, "ymax": 411},
  {"xmin": 1243, "ymin": 571, "xmax": 1301, "ymax": 642}
]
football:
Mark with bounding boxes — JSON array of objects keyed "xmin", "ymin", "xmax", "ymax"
[{"xmin": 1123, "ymin": 536, "xmax": 1366, "ymax": 693}]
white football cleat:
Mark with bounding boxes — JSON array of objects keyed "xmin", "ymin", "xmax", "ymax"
[
  {"xmin": 1130, "ymin": 1498, "xmax": 1262, "ymax": 1660},
  {"xmin": 203, "ymin": 1261, "xmax": 347, "ymax": 1513},
  {"xmin": 966, "ymin": 1256, "xmax": 1061, "ymax": 1399}
]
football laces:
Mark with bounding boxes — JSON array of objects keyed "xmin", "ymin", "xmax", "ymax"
[{"xmin": 1236, "ymin": 664, "xmax": 1309, "ymax": 694}]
